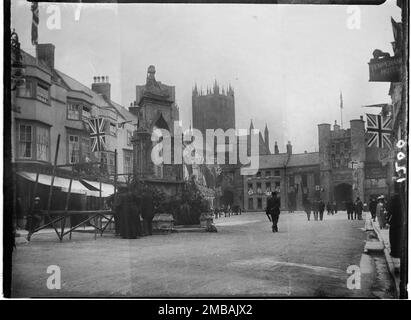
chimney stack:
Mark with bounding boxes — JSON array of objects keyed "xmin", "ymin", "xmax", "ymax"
[
  {"xmin": 274, "ymin": 141, "xmax": 279, "ymax": 154},
  {"xmin": 36, "ymin": 43, "xmax": 55, "ymax": 70},
  {"xmin": 286, "ymin": 141, "xmax": 292, "ymax": 155},
  {"xmin": 91, "ymin": 75, "xmax": 111, "ymax": 101}
]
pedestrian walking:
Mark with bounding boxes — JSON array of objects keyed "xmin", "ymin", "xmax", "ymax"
[
  {"xmin": 313, "ymin": 200, "xmax": 319, "ymax": 221},
  {"xmin": 332, "ymin": 201, "xmax": 337, "ymax": 214},
  {"xmin": 326, "ymin": 202, "xmax": 332, "ymax": 215},
  {"xmin": 376, "ymin": 196, "xmax": 387, "ymax": 229},
  {"xmin": 369, "ymin": 197, "xmax": 377, "ymax": 222},
  {"xmin": 355, "ymin": 197, "xmax": 363, "ymax": 220},
  {"xmin": 266, "ymin": 191, "xmax": 281, "ymax": 232},
  {"xmin": 346, "ymin": 200, "xmax": 354, "ymax": 220},
  {"xmin": 319, "ymin": 200, "xmax": 325, "ymax": 221},
  {"xmin": 304, "ymin": 199, "xmax": 312, "ymax": 221}
]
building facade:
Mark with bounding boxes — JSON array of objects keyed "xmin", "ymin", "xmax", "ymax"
[
  {"xmin": 11, "ymin": 42, "xmax": 137, "ymax": 215},
  {"xmin": 243, "ymin": 141, "xmax": 320, "ymax": 212}
]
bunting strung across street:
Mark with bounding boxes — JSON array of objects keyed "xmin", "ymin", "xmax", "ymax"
[
  {"xmin": 88, "ymin": 117, "xmax": 106, "ymax": 152},
  {"xmin": 366, "ymin": 113, "xmax": 392, "ymax": 149},
  {"xmin": 31, "ymin": 2, "xmax": 39, "ymax": 45}
]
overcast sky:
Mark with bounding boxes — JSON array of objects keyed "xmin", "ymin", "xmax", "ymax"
[{"xmin": 11, "ymin": 1, "xmax": 401, "ymax": 153}]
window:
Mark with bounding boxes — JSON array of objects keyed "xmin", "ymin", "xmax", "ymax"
[
  {"xmin": 154, "ymin": 164, "xmax": 163, "ymax": 178},
  {"xmin": 36, "ymin": 126, "xmax": 49, "ymax": 161},
  {"xmin": 265, "ymin": 170, "xmax": 271, "ymax": 177},
  {"xmin": 108, "ymin": 152, "xmax": 115, "ymax": 173},
  {"xmin": 17, "ymin": 80, "xmax": 34, "ymax": 98},
  {"xmin": 67, "ymin": 103, "xmax": 81, "ymax": 120},
  {"xmin": 19, "ymin": 124, "xmax": 32, "ymax": 158},
  {"xmin": 82, "ymin": 106, "xmax": 91, "ymax": 119},
  {"xmin": 257, "ymin": 198, "xmax": 262, "ymax": 209},
  {"xmin": 109, "ymin": 122, "xmax": 117, "ymax": 136},
  {"xmin": 275, "ymin": 181, "xmax": 280, "ymax": 189},
  {"xmin": 81, "ymin": 137, "xmax": 91, "ymax": 162},
  {"xmin": 256, "ymin": 182, "xmax": 262, "ymax": 194},
  {"xmin": 265, "ymin": 182, "xmax": 271, "ymax": 193},
  {"xmin": 248, "ymin": 198, "xmax": 253, "ymax": 210},
  {"xmin": 100, "ymin": 152, "xmax": 115, "ymax": 174},
  {"xmin": 36, "ymin": 82, "xmax": 49, "ymax": 104},
  {"xmin": 274, "ymin": 170, "xmax": 280, "ymax": 177},
  {"xmin": 248, "ymin": 183, "xmax": 253, "ymax": 194},
  {"xmin": 127, "ymin": 130, "xmax": 133, "ymax": 146},
  {"xmin": 256, "ymin": 171, "xmax": 261, "ymax": 178},
  {"xmin": 68, "ymin": 135, "xmax": 80, "ymax": 163},
  {"xmin": 124, "ymin": 150, "xmax": 133, "ymax": 174}
]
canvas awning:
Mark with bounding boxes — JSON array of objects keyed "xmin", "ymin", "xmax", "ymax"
[
  {"xmin": 80, "ymin": 179, "xmax": 116, "ymax": 197},
  {"xmin": 16, "ymin": 172, "xmax": 115, "ymax": 197}
]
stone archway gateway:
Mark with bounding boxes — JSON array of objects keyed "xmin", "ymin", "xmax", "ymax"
[{"xmin": 334, "ymin": 183, "xmax": 353, "ymax": 210}]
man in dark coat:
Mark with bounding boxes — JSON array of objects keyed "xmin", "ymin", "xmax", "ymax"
[
  {"xmin": 319, "ymin": 200, "xmax": 325, "ymax": 221},
  {"xmin": 304, "ymin": 199, "xmax": 312, "ymax": 221},
  {"xmin": 313, "ymin": 200, "xmax": 319, "ymax": 221},
  {"xmin": 115, "ymin": 190, "xmax": 140, "ymax": 239},
  {"xmin": 141, "ymin": 192, "xmax": 155, "ymax": 236},
  {"xmin": 355, "ymin": 197, "xmax": 363, "ymax": 220},
  {"xmin": 346, "ymin": 201, "xmax": 354, "ymax": 220},
  {"xmin": 369, "ymin": 197, "xmax": 377, "ymax": 222},
  {"xmin": 266, "ymin": 191, "xmax": 281, "ymax": 232}
]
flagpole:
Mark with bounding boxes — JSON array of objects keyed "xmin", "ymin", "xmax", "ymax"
[{"xmin": 340, "ymin": 91, "xmax": 343, "ymax": 128}]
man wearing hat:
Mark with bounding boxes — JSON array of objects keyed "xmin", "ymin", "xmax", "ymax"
[
  {"xmin": 354, "ymin": 197, "xmax": 363, "ymax": 220},
  {"xmin": 266, "ymin": 191, "xmax": 281, "ymax": 232},
  {"xmin": 368, "ymin": 197, "xmax": 378, "ymax": 222}
]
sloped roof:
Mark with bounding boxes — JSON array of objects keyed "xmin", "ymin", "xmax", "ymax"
[
  {"xmin": 258, "ymin": 153, "xmax": 289, "ymax": 169},
  {"xmin": 110, "ymin": 101, "xmax": 137, "ymax": 121},
  {"xmin": 55, "ymin": 70, "xmax": 94, "ymax": 99},
  {"xmin": 20, "ymin": 49, "xmax": 141, "ymax": 123},
  {"xmin": 257, "ymin": 152, "xmax": 319, "ymax": 169},
  {"xmin": 287, "ymin": 152, "xmax": 319, "ymax": 167}
]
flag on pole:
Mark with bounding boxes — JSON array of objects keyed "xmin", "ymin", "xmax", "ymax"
[
  {"xmin": 31, "ymin": 2, "xmax": 39, "ymax": 45},
  {"xmin": 366, "ymin": 114, "xmax": 392, "ymax": 148},
  {"xmin": 340, "ymin": 91, "xmax": 343, "ymax": 109},
  {"xmin": 88, "ymin": 118, "xmax": 106, "ymax": 152}
]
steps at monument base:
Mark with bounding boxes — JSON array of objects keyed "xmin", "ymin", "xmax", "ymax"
[{"xmin": 174, "ymin": 225, "xmax": 206, "ymax": 233}]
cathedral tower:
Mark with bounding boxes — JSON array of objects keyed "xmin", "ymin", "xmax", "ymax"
[{"xmin": 192, "ymin": 81, "xmax": 235, "ymax": 135}]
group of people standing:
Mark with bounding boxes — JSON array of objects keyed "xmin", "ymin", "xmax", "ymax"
[
  {"xmin": 368, "ymin": 195, "xmax": 389, "ymax": 230},
  {"xmin": 303, "ymin": 199, "xmax": 327, "ymax": 221},
  {"xmin": 345, "ymin": 197, "xmax": 364, "ymax": 220},
  {"xmin": 110, "ymin": 186, "xmax": 155, "ymax": 239}
]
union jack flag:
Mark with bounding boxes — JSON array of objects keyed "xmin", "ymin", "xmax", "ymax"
[
  {"xmin": 88, "ymin": 118, "xmax": 106, "ymax": 152},
  {"xmin": 366, "ymin": 113, "xmax": 392, "ymax": 149}
]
